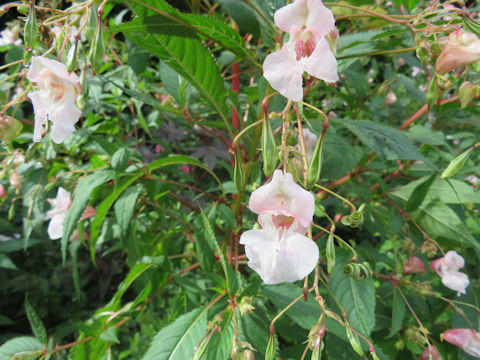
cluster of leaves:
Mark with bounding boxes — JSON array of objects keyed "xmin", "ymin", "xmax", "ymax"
[{"xmin": 0, "ymin": 0, "xmax": 479, "ymax": 359}]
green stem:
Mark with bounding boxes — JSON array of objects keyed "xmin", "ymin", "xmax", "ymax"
[
  {"xmin": 312, "ymin": 223, "xmax": 358, "ymax": 262},
  {"xmin": 337, "ymin": 47, "xmax": 417, "ymax": 60},
  {"xmin": 314, "ymin": 184, "xmax": 356, "ymax": 211}
]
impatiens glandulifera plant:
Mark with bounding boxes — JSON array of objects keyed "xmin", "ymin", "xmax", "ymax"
[{"xmin": 0, "ymin": 0, "xmax": 479, "ymax": 359}]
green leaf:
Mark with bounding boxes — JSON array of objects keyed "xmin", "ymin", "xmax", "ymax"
[
  {"xmin": 193, "ymin": 216, "xmax": 216, "ymax": 272},
  {"xmin": 111, "ymin": 147, "xmax": 131, "ymax": 172},
  {"xmin": 405, "ymin": 172, "xmax": 437, "ymax": 212},
  {"xmin": 205, "ymin": 316, "xmax": 234, "ymax": 360},
  {"xmin": 334, "ymin": 119, "xmax": 426, "ymax": 161},
  {"xmin": 100, "ymin": 327, "xmax": 120, "ymax": 344},
  {"xmin": 0, "ymin": 336, "xmax": 44, "ymax": 360},
  {"xmin": 0, "ymin": 253, "xmax": 17, "ymax": 270},
  {"xmin": 24, "ymin": 296, "xmax": 47, "ymax": 344},
  {"xmin": 410, "ymin": 200, "xmax": 480, "ymax": 251},
  {"xmin": 62, "ymin": 170, "xmax": 115, "ymax": 262},
  {"xmin": 219, "ymin": 0, "xmax": 260, "ymax": 38},
  {"xmin": 125, "ymin": 33, "xmax": 232, "ymax": 136},
  {"xmin": 114, "ymin": 184, "xmax": 143, "ymax": 239},
  {"xmin": 386, "ymin": 287, "xmax": 406, "ymax": 338},
  {"xmin": 330, "ymin": 267, "xmax": 376, "ymax": 336},
  {"xmin": 391, "ymin": 177, "xmax": 480, "ymax": 204},
  {"xmin": 142, "ymin": 307, "xmax": 207, "ymax": 360}
]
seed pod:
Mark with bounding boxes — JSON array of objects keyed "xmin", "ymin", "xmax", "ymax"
[
  {"xmin": 306, "ymin": 133, "xmax": 324, "ymax": 189},
  {"xmin": 24, "ymin": 2, "xmax": 37, "ymax": 49},
  {"xmin": 55, "ymin": 27, "xmax": 66, "ymax": 54},
  {"xmin": 88, "ymin": 15, "xmax": 105, "ymax": 73},
  {"xmin": 426, "ymin": 74, "xmax": 438, "ymax": 108},
  {"xmin": 261, "ymin": 116, "xmax": 277, "ymax": 177},
  {"xmin": 0, "ymin": 115, "xmax": 23, "ymax": 143},
  {"xmin": 84, "ymin": 5, "xmax": 97, "ymax": 43},
  {"xmin": 234, "ymin": 149, "xmax": 245, "ymax": 191},
  {"xmin": 265, "ymin": 332, "xmax": 276, "ymax": 360},
  {"xmin": 66, "ymin": 40, "xmax": 79, "ymax": 72},
  {"xmin": 370, "ymin": 351, "xmax": 380, "ymax": 360},
  {"xmin": 440, "ymin": 147, "xmax": 474, "ymax": 179},
  {"xmin": 346, "ymin": 326, "xmax": 364, "ymax": 356},
  {"xmin": 459, "ymin": 81, "xmax": 477, "ymax": 108},
  {"xmin": 326, "ymin": 233, "xmax": 335, "ymax": 274}
]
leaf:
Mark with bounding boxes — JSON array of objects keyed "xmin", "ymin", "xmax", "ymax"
[
  {"xmin": 193, "ymin": 216, "xmax": 216, "ymax": 272},
  {"xmin": 391, "ymin": 177, "xmax": 480, "ymax": 204},
  {"xmin": 62, "ymin": 170, "xmax": 115, "ymax": 262},
  {"xmin": 111, "ymin": 147, "xmax": 131, "ymax": 172},
  {"xmin": 0, "ymin": 336, "xmax": 44, "ymax": 360},
  {"xmin": 142, "ymin": 307, "xmax": 207, "ymax": 360},
  {"xmin": 330, "ymin": 267, "xmax": 376, "ymax": 336},
  {"xmin": 219, "ymin": 0, "xmax": 260, "ymax": 38},
  {"xmin": 205, "ymin": 316, "xmax": 234, "ymax": 360},
  {"xmin": 109, "ymin": 262, "xmax": 153, "ymax": 308},
  {"xmin": 24, "ymin": 296, "xmax": 47, "ymax": 344},
  {"xmin": 114, "ymin": 184, "xmax": 143, "ymax": 239},
  {"xmin": 386, "ymin": 287, "xmax": 406, "ymax": 338},
  {"xmin": 125, "ymin": 33, "xmax": 232, "ymax": 136},
  {"xmin": 334, "ymin": 119, "xmax": 426, "ymax": 161},
  {"xmin": 405, "ymin": 172, "xmax": 437, "ymax": 212},
  {"xmin": 100, "ymin": 327, "xmax": 120, "ymax": 344},
  {"xmin": 0, "ymin": 253, "xmax": 17, "ymax": 270},
  {"xmin": 410, "ymin": 200, "xmax": 480, "ymax": 251},
  {"xmin": 262, "ymin": 284, "xmax": 320, "ymax": 330}
]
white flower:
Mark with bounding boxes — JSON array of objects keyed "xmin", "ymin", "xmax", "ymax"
[
  {"xmin": 45, "ymin": 187, "xmax": 71, "ymax": 240},
  {"xmin": 27, "ymin": 56, "xmax": 82, "ymax": 143},
  {"xmin": 0, "ymin": 29, "xmax": 22, "ymax": 46},
  {"xmin": 240, "ymin": 170, "xmax": 319, "ymax": 284},
  {"xmin": 263, "ymin": 0, "xmax": 338, "ymax": 101},
  {"xmin": 430, "ymin": 250, "xmax": 470, "ymax": 296}
]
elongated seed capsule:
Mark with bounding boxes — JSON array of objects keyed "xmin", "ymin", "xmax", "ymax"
[
  {"xmin": 346, "ymin": 326, "xmax": 364, "ymax": 356},
  {"xmin": 24, "ymin": 2, "xmax": 37, "ymax": 49},
  {"xmin": 262, "ymin": 115, "xmax": 277, "ymax": 177},
  {"xmin": 326, "ymin": 233, "xmax": 335, "ymax": 274},
  {"xmin": 441, "ymin": 147, "xmax": 474, "ymax": 179}
]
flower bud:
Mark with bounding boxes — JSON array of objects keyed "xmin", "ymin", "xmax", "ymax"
[
  {"xmin": 440, "ymin": 147, "xmax": 474, "ymax": 179},
  {"xmin": 9, "ymin": 171, "xmax": 22, "ymax": 190},
  {"xmin": 76, "ymin": 94, "xmax": 87, "ymax": 110},
  {"xmin": 326, "ymin": 232, "xmax": 335, "ymax": 274},
  {"xmin": 0, "ymin": 115, "xmax": 23, "ymax": 143},
  {"xmin": 341, "ymin": 204, "xmax": 365, "ymax": 228},
  {"xmin": 459, "ymin": 81, "xmax": 477, "ymax": 108},
  {"xmin": 265, "ymin": 332, "xmax": 276, "ymax": 360},
  {"xmin": 426, "ymin": 74, "xmax": 439, "ymax": 108},
  {"xmin": 346, "ymin": 326, "xmax": 364, "ymax": 356},
  {"xmin": 24, "ymin": 2, "xmax": 38, "ymax": 49},
  {"xmin": 419, "ymin": 345, "xmax": 442, "ymax": 360},
  {"xmin": 84, "ymin": 5, "xmax": 97, "ymax": 43},
  {"xmin": 234, "ymin": 149, "xmax": 245, "ymax": 191},
  {"xmin": 262, "ymin": 116, "xmax": 277, "ymax": 177},
  {"xmin": 306, "ymin": 132, "xmax": 324, "ymax": 190},
  {"xmin": 435, "ymin": 29, "xmax": 480, "ymax": 74},
  {"xmin": 344, "ymin": 262, "xmax": 372, "ymax": 280},
  {"xmin": 385, "ymin": 89, "xmax": 397, "ymax": 107},
  {"xmin": 55, "ymin": 27, "xmax": 66, "ymax": 54},
  {"xmin": 0, "ymin": 184, "xmax": 6, "ymax": 198},
  {"xmin": 88, "ymin": 15, "xmax": 105, "ymax": 74},
  {"xmin": 403, "ymin": 256, "xmax": 427, "ymax": 274}
]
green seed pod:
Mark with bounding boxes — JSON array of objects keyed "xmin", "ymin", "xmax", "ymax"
[
  {"xmin": 66, "ymin": 40, "xmax": 79, "ymax": 72},
  {"xmin": 326, "ymin": 233, "xmax": 335, "ymax": 274},
  {"xmin": 8, "ymin": 200, "xmax": 15, "ymax": 220},
  {"xmin": 426, "ymin": 74, "xmax": 438, "ymax": 108},
  {"xmin": 84, "ymin": 5, "xmax": 97, "ymax": 43},
  {"xmin": 234, "ymin": 149, "xmax": 245, "ymax": 191},
  {"xmin": 24, "ymin": 2, "xmax": 38, "ymax": 49},
  {"xmin": 88, "ymin": 15, "xmax": 105, "ymax": 74},
  {"xmin": 310, "ymin": 341, "xmax": 323, "ymax": 360},
  {"xmin": 440, "ymin": 147, "xmax": 474, "ymax": 179},
  {"xmin": 346, "ymin": 326, "xmax": 364, "ymax": 356},
  {"xmin": 459, "ymin": 81, "xmax": 477, "ymax": 109},
  {"xmin": 76, "ymin": 94, "xmax": 87, "ymax": 110},
  {"xmin": 265, "ymin": 332, "xmax": 276, "ymax": 360},
  {"xmin": 55, "ymin": 27, "xmax": 66, "ymax": 54},
  {"xmin": 23, "ymin": 48, "xmax": 32, "ymax": 62},
  {"xmin": 370, "ymin": 351, "xmax": 381, "ymax": 360},
  {"xmin": 261, "ymin": 116, "xmax": 277, "ymax": 177},
  {"xmin": 0, "ymin": 115, "xmax": 23, "ymax": 143},
  {"xmin": 306, "ymin": 133, "xmax": 324, "ymax": 189}
]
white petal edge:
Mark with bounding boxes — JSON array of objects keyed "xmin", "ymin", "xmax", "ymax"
[{"xmin": 302, "ymin": 37, "xmax": 339, "ymax": 83}]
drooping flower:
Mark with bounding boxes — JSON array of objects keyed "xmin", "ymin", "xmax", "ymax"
[
  {"xmin": 240, "ymin": 170, "xmax": 318, "ymax": 284},
  {"xmin": 0, "ymin": 29, "xmax": 22, "ymax": 46},
  {"xmin": 435, "ymin": 29, "xmax": 480, "ymax": 74},
  {"xmin": 430, "ymin": 250, "xmax": 469, "ymax": 296},
  {"xmin": 403, "ymin": 256, "xmax": 426, "ymax": 274},
  {"xmin": 27, "ymin": 56, "xmax": 82, "ymax": 143},
  {"xmin": 249, "ymin": 170, "xmax": 315, "ymax": 233},
  {"xmin": 442, "ymin": 329, "xmax": 480, "ymax": 358},
  {"xmin": 45, "ymin": 187, "xmax": 71, "ymax": 240},
  {"xmin": 263, "ymin": 0, "xmax": 338, "ymax": 101}
]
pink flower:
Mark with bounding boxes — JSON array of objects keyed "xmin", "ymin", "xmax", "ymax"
[
  {"xmin": 430, "ymin": 251, "xmax": 469, "ymax": 296},
  {"xmin": 435, "ymin": 29, "xmax": 480, "ymax": 74},
  {"xmin": 0, "ymin": 184, "xmax": 6, "ymax": 198},
  {"xmin": 249, "ymin": 170, "xmax": 315, "ymax": 233},
  {"xmin": 263, "ymin": 0, "xmax": 338, "ymax": 101},
  {"xmin": 419, "ymin": 345, "xmax": 442, "ymax": 360},
  {"xmin": 403, "ymin": 256, "xmax": 426, "ymax": 274},
  {"xmin": 27, "ymin": 56, "xmax": 82, "ymax": 143},
  {"xmin": 442, "ymin": 329, "xmax": 480, "ymax": 358},
  {"xmin": 45, "ymin": 187, "xmax": 71, "ymax": 240},
  {"xmin": 240, "ymin": 170, "xmax": 318, "ymax": 284}
]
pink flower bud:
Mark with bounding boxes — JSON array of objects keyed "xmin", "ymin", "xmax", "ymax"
[
  {"xmin": 9, "ymin": 172, "xmax": 22, "ymax": 190},
  {"xmin": 385, "ymin": 89, "xmax": 397, "ymax": 107},
  {"xmin": 435, "ymin": 30, "xmax": 480, "ymax": 74},
  {"xmin": 0, "ymin": 184, "xmax": 6, "ymax": 198},
  {"xmin": 403, "ymin": 256, "xmax": 426, "ymax": 274},
  {"xmin": 419, "ymin": 345, "xmax": 442, "ymax": 360},
  {"xmin": 442, "ymin": 328, "xmax": 480, "ymax": 358}
]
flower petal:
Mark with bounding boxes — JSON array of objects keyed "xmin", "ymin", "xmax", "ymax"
[
  {"xmin": 302, "ymin": 37, "xmax": 338, "ymax": 83},
  {"xmin": 263, "ymin": 48, "xmax": 304, "ymax": 102},
  {"xmin": 305, "ymin": 0, "xmax": 335, "ymax": 38},
  {"xmin": 442, "ymin": 329, "xmax": 474, "ymax": 350},
  {"xmin": 249, "ymin": 170, "xmax": 315, "ymax": 232},
  {"xmin": 28, "ymin": 56, "xmax": 80, "ymax": 86},
  {"xmin": 28, "ymin": 91, "xmax": 49, "ymax": 142},
  {"xmin": 274, "ymin": 0, "xmax": 308, "ymax": 34},
  {"xmin": 444, "ymin": 250, "xmax": 465, "ymax": 270},
  {"xmin": 47, "ymin": 213, "xmax": 65, "ymax": 240},
  {"xmin": 441, "ymin": 271, "xmax": 469, "ymax": 296},
  {"xmin": 49, "ymin": 100, "xmax": 82, "ymax": 143}
]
